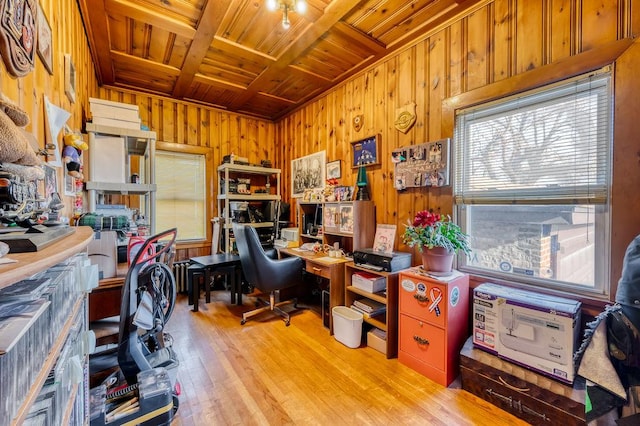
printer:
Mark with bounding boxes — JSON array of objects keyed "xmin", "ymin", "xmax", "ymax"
[{"xmin": 353, "ymin": 248, "xmax": 412, "ymax": 272}]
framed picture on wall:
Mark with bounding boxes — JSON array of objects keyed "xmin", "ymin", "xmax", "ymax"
[
  {"xmin": 64, "ymin": 54, "xmax": 76, "ymax": 103},
  {"xmin": 291, "ymin": 151, "xmax": 326, "ymax": 198},
  {"xmin": 326, "ymin": 160, "xmax": 341, "ymax": 179},
  {"xmin": 351, "ymin": 134, "xmax": 380, "ymax": 168},
  {"xmin": 37, "ymin": 2, "xmax": 53, "ymax": 75}
]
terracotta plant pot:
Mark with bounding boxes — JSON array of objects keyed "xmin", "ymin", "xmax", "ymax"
[{"xmin": 421, "ymin": 246, "xmax": 454, "ymax": 273}]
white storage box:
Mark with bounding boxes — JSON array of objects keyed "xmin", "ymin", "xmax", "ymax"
[
  {"xmin": 332, "ymin": 306, "xmax": 363, "ymax": 348},
  {"xmin": 472, "ymin": 283, "xmax": 581, "ymax": 384},
  {"xmin": 351, "ymin": 271, "xmax": 386, "ymax": 293},
  {"xmin": 89, "ymin": 97, "xmax": 140, "ymax": 121},
  {"xmin": 89, "ymin": 135, "xmax": 126, "ymax": 183},
  {"xmin": 367, "ymin": 328, "xmax": 386, "ymax": 354}
]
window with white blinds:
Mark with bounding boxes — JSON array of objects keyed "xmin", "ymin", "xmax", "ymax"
[
  {"xmin": 454, "ymin": 69, "xmax": 612, "ymax": 295},
  {"xmin": 156, "ymin": 150, "xmax": 207, "ymax": 241}
]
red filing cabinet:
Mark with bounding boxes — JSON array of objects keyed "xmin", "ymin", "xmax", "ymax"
[{"xmin": 398, "ymin": 268, "xmax": 469, "ymax": 386}]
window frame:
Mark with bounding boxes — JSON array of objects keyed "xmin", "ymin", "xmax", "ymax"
[
  {"xmin": 439, "ymin": 41, "xmax": 634, "ymax": 302},
  {"xmin": 154, "ymin": 141, "xmax": 213, "ymax": 244}
]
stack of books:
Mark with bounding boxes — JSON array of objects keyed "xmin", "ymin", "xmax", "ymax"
[{"xmin": 351, "ymin": 298, "xmax": 386, "ymax": 319}]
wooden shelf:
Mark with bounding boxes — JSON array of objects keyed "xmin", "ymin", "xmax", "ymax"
[
  {"xmin": 0, "ymin": 227, "xmax": 94, "ymax": 289},
  {"xmin": 344, "ymin": 261, "xmax": 399, "ymax": 358}
]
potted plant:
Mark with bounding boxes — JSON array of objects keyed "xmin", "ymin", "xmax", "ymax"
[{"xmin": 402, "ymin": 210, "xmax": 471, "ymax": 273}]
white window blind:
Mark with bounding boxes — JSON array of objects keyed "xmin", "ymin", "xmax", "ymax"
[
  {"xmin": 453, "ymin": 69, "xmax": 612, "ymax": 295},
  {"xmin": 156, "ymin": 150, "xmax": 206, "ymax": 241},
  {"xmin": 454, "ymin": 70, "xmax": 611, "ymax": 205}
]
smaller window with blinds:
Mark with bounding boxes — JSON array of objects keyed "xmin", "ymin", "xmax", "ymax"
[
  {"xmin": 155, "ymin": 150, "xmax": 207, "ymax": 241},
  {"xmin": 454, "ymin": 69, "xmax": 612, "ymax": 296}
]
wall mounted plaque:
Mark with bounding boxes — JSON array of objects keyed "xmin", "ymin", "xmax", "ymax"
[{"xmin": 0, "ymin": 0, "xmax": 38, "ymax": 77}]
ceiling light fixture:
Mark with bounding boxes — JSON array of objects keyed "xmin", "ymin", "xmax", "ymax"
[{"xmin": 266, "ymin": 0, "xmax": 307, "ymax": 30}]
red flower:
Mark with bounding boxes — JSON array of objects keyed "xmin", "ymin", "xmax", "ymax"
[{"xmin": 413, "ymin": 210, "xmax": 441, "ymax": 227}]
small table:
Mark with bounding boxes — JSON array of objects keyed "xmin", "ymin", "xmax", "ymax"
[{"xmin": 189, "ymin": 253, "xmax": 242, "ymax": 311}]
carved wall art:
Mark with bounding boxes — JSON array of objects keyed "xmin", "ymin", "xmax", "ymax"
[{"xmin": 0, "ymin": 0, "xmax": 38, "ymax": 77}]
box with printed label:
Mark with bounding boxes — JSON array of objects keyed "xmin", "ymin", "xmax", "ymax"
[
  {"xmin": 472, "ymin": 283, "xmax": 581, "ymax": 384},
  {"xmin": 351, "ymin": 271, "xmax": 386, "ymax": 293}
]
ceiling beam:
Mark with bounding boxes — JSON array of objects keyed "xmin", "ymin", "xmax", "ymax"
[
  {"xmin": 105, "ymin": 0, "xmax": 196, "ymax": 38},
  {"xmin": 172, "ymin": 0, "xmax": 233, "ymax": 98},
  {"xmin": 78, "ymin": 0, "xmax": 114, "ymax": 84}
]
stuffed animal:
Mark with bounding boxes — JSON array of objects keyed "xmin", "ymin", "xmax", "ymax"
[
  {"xmin": 62, "ymin": 129, "xmax": 87, "ymax": 179},
  {"xmin": 0, "ymin": 95, "xmax": 40, "ymax": 166}
]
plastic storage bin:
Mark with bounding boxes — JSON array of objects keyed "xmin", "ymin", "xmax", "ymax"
[{"xmin": 332, "ymin": 306, "xmax": 363, "ymax": 348}]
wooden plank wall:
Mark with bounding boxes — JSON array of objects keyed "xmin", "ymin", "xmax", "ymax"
[
  {"xmin": 276, "ymin": 0, "xmax": 640, "ymax": 282},
  {"xmin": 0, "ymin": 0, "xmax": 97, "ymax": 214},
  {"xmin": 95, "ymin": 87, "xmax": 277, "ymax": 258}
]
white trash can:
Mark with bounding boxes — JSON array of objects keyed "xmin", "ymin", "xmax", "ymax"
[{"xmin": 332, "ymin": 306, "xmax": 363, "ymax": 348}]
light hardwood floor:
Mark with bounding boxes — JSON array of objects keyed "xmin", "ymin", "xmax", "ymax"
[{"xmin": 167, "ymin": 291, "xmax": 527, "ymax": 425}]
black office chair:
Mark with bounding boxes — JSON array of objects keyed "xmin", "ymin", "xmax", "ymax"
[{"xmin": 233, "ymin": 223, "xmax": 304, "ymax": 326}]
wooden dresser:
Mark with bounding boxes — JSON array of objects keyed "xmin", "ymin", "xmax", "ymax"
[
  {"xmin": 398, "ymin": 268, "xmax": 469, "ymax": 386},
  {"xmin": 460, "ymin": 337, "xmax": 586, "ymax": 425}
]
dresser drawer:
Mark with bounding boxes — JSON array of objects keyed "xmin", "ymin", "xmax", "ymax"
[
  {"xmin": 460, "ymin": 337, "xmax": 585, "ymax": 425},
  {"xmin": 399, "ymin": 275, "xmax": 447, "ymax": 328},
  {"xmin": 399, "ymin": 314, "xmax": 445, "ymax": 371},
  {"xmin": 306, "ymin": 261, "xmax": 331, "ymax": 280}
]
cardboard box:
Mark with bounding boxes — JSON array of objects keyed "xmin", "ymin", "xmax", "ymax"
[
  {"xmin": 87, "ymin": 231, "xmax": 117, "ymax": 279},
  {"xmin": 472, "ymin": 283, "xmax": 581, "ymax": 384},
  {"xmin": 351, "ymin": 271, "xmax": 386, "ymax": 293},
  {"xmin": 367, "ymin": 328, "xmax": 386, "ymax": 354}
]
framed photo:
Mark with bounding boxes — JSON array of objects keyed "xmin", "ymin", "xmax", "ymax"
[
  {"xmin": 64, "ymin": 174, "xmax": 76, "ymax": 196},
  {"xmin": 37, "ymin": 3, "xmax": 53, "ymax": 75},
  {"xmin": 42, "ymin": 164, "xmax": 57, "ymax": 202},
  {"xmin": 326, "ymin": 160, "xmax": 341, "ymax": 179},
  {"xmin": 64, "ymin": 54, "xmax": 76, "ymax": 103},
  {"xmin": 351, "ymin": 134, "xmax": 380, "ymax": 168},
  {"xmin": 291, "ymin": 150, "xmax": 326, "ymax": 198}
]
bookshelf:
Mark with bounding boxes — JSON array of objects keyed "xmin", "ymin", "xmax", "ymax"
[{"xmin": 344, "ymin": 261, "xmax": 399, "ymax": 358}]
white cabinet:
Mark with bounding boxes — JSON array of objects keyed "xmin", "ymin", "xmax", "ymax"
[
  {"xmin": 85, "ymin": 123, "xmax": 157, "ymax": 234},
  {"xmin": 217, "ymin": 163, "xmax": 281, "ymax": 253}
]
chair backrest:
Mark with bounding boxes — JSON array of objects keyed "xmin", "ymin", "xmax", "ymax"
[{"xmin": 233, "ymin": 223, "xmax": 303, "ymax": 292}]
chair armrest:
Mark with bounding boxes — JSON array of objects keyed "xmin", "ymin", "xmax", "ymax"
[{"xmin": 264, "ymin": 248, "xmax": 278, "ymax": 259}]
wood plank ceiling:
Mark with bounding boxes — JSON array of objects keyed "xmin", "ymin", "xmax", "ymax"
[{"xmin": 78, "ymin": 0, "xmax": 483, "ymax": 121}]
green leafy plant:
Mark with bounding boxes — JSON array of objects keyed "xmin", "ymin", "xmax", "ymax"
[{"xmin": 402, "ymin": 210, "xmax": 471, "ymax": 255}]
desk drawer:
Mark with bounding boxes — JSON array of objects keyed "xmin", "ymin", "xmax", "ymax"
[{"xmin": 306, "ymin": 261, "xmax": 331, "ymax": 280}]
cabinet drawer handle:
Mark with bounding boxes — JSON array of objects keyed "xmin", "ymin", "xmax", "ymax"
[
  {"xmin": 522, "ymin": 405, "xmax": 550, "ymax": 422},
  {"xmin": 413, "ymin": 293, "xmax": 429, "ymax": 303},
  {"xmin": 485, "ymin": 388, "xmax": 512, "ymax": 407},
  {"xmin": 312, "ymin": 267, "xmax": 322, "ymax": 273},
  {"xmin": 498, "ymin": 376, "xmax": 530, "ymax": 392},
  {"xmin": 413, "ymin": 335, "xmax": 429, "ymax": 345}
]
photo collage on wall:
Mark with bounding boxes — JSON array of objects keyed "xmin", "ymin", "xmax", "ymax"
[{"xmin": 392, "ymin": 138, "xmax": 450, "ymax": 190}]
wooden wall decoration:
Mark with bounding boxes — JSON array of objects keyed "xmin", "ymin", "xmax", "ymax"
[
  {"xmin": 0, "ymin": 0, "xmax": 38, "ymax": 77},
  {"xmin": 392, "ymin": 139, "xmax": 450, "ymax": 190},
  {"xmin": 394, "ymin": 102, "xmax": 417, "ymax": 134}
]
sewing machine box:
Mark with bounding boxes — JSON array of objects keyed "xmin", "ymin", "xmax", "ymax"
[
  {"xmin": 87, "ymin": 231, "xmax": 118, "ymax": 279},
  {"xmin": 472, "ymin": 283, "xmax": 582, "ymax": 384}
]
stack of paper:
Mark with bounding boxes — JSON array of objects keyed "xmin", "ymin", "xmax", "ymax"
[{"xmin": 351, "ymin": 298, "xmax": 386, "ymax": 318}]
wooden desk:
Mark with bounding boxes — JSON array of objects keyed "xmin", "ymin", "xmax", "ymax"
[{"xmin": 278, "ymin": 248, "xmax": 349, "ymax": 333}]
